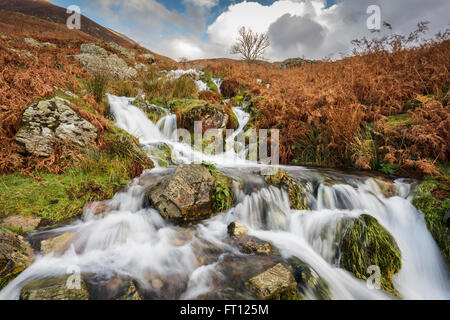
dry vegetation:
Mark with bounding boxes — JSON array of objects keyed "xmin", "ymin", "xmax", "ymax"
[
  {"xmin": 198, "ymin": 23, "xmax": 449, "ymax": 177},
  {"xmin": 0, "ymin": 10, "xmax": 177, "ymax": 175}
]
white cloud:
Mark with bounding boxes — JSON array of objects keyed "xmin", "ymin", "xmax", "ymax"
[
  {"xmin": 87, "ymin": 0, "xmax": 450, "ymax": 61},
  {"xmin": 184, "ymin": 0, "xmax": 219, "ymax": 8}
]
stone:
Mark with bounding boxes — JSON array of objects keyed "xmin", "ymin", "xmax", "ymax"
[
  {"xmin": 23, "ymin": 37, "xmax": 42, "ymax": 47},
  {"xmin": 339, "ymin": 214, "xmax": 402, "ymax": 296},
  {"xmin": 263, "ymin": 168, "xmax": 308, "ymax": 210},
  {"xmin": 246, "ymin": 264, "xmax": 298, "ymax": 300},
  {"xmin": 372, "ymin": 178, "xmax": 397, "ymax": 198},
  {"xmin": 74, "ymin": 43, "xmax": 137, "ymax": 80},
  {"xmin": 15, "ymin": 97, "xmax": 97, "ymax": 157},
  {"xmin": 84, "ymin": 200, "xmax": 118, "ymax": 217},
  {"xmin": 227, "ymin": 222, "xmax": 248, "ymax": 238},
  {"xmin": 40, "ymin": 233, "xmax": 76, "ymax": 255},
  {"xmin": 20, "ymin": 276, "xmax": 90, "ymax": 300},
  {"xmin": 141, "ymin": 53, "xmax": 155, "ymax": 64},
  {"xmin": 236, "ymin": 236, "xmax": 273, "ymax": 255},
  {"xmin": 1, "ymin": 215, "xmax": 41, "ymax": 233},
  {"xmin": 177, "ymin": 102, "xmax": 230, "ymax": 133},
  {"xmin": 106, "ymin": 42, "xmax": 135, "ymax": 59},
  {"xmin": 147, "ymin": 164, "xmax": 216, "ymax": 224},
  {"xmin": 0, "ymin": 227, "xmax": 34, "ymax": 289}
]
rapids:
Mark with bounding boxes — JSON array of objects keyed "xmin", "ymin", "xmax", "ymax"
[{"xmin": 1, "ymin": 94, "xmax": 449, "ymax": 300}]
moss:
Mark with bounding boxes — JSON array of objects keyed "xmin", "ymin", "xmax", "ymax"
[
  {"xmin": 340, "ymin": 214, "xmax": 402, "ymax": 296},
  {"xmin": 386, "ymin": 113, "xmax": 413, "ymax": 127},
  {"xmin": 264, "ymin": 168, "xmax": 308, "ymax": 210},
  {"xmin": 0, "ymin": 126, "xmax": 153, "ymax": 223},
  {"xmin": 412, "ymin": 167, "xmax": 450, "ymax": 264},
  {"xmin": 202, "ymin": 162, "xmax": 235, "ymax": 213}
]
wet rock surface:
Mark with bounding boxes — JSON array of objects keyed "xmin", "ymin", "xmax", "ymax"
[
  {"xmin": 0, "ymin": 227, "xmax": 34, "ymax": 289},
  {"xmin": 147, "ymin": 164, "xmax": 216, "ymax": 224},
  {"xmin": 263, "ymin": 168, "xmax": 308, "ymax": 210},
  {"xmin": 15, "ymin": 97, "xmax": 97, "ymax": 157},
  {"xmin": 40, "ymin": 232, "xmax": 76, "ymax": 255},
  {"xmin": 20, "ymin": 276, "xmax": 90, "ymax": 300},
  {"xmin": 246, "ymin": 263, "xmax": 299, "ymax": 300}
]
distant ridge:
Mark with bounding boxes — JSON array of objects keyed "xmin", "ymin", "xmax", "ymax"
[{"xmin": 0, "ymin": 0, "xmax": 137, "ymax": 45}]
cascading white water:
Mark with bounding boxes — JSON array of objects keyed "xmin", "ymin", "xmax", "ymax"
[{"xmin": 1, "ymin": 94, "xmax": 449, "ymax": 300}]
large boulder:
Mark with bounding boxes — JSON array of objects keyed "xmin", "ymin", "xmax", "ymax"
[
  {"xmin": 74, "ymin": 43, "xmax": 137, "ymax": 80},
  {"xmin": 0, "ymin": 227, "xmax": 34, "ymax": 289},
  {"xmin": 339, "ymin": 214, "xmax": 402, "ymax": 296},
  {"xmin": 173, "ymin": 100, "xmax": 238, "ymax": 133},
  {"xmin": 15, "ymin": 97, "xmax": 97, "ymax": 157},
  {"xmin": 263, "ymin": 168, "xmax": 308, "ymax": 210},
  {"xmin": 246, "ymin": 263, "xmax": 299, "ymax": 300},
  {"xmin": 147, "ymin": 164, "xmax": 216, "ymax": 224},
  {"xmin": 20, "ymin": 276, "xmax": 90, "ymax": 300}
]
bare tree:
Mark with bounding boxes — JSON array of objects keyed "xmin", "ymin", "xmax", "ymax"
[{"xmin": 230, "ymin": 26, "xmax": 270, "ymax": 62}]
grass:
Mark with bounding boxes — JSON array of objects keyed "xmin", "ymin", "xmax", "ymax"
[
  {"xmin": 86, "ymin": 73, "xmax": 109, "ymax": 103},
  {"xmin": 0, "ymin": 126, "xmax": 153, "ymax": 223}
]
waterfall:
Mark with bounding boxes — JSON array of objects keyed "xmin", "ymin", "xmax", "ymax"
[{"xmin": 1, "ymin": 94, "xmax": 448, "ymax": 300}]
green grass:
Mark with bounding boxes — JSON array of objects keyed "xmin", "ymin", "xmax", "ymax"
[
  {"xmin": 386, "ymin": 113, "xmax": 413, "ymax": 127},
  {"xmin": 0, "ymin": 126, "xmax": 153, "ymax": 224}
]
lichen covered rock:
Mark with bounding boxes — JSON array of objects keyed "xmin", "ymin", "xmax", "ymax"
[
  {"xmin": 74, "ymin": 43, "xmax": 137, "ymax": 79},
  {"xmin": 147, "ymin": 164, "xmax": 216, "ymax": 224},
  {"xmin": 15, "ymin": 97, "xmax": 97, "ymax": 157},
  {"xmin": 339, "ymin": 214, "xmax": 402, "ymax": 296},
  {"xmin": 20, "ymin": 276, "xmax": 90, "ymax": 300},
  {"xmin": 246, "ymin": 263, "xmax": 299, "ymax": 300},
  {"xmin": 0, "ymin": 227, "xmax": 34, "ymax": 290},
  {"xmin": 264, "ymin": 168, "xmax": 308, "ymax": 210}
]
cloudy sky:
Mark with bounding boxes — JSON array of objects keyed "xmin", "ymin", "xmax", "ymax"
[{"xmin": 52, "ymin": 0, "xmax": 450, "ymax": 61}]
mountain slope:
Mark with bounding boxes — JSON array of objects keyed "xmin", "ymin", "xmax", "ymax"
[{"xmin": 0, "ymin": 0, "xmax": 137, "ymax": 45}]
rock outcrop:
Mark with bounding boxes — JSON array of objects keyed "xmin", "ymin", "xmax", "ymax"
[
  {"xmin": 0, "ymin": 227, "xmax": 34, "ymax": 289},
  {"xmin": 147, "ymin": 164, "xmax": 217, "ymax": 224},
  {"xmin": 74, "ymin": 43, "xmax": 137, "ymax": 79},
  {"xmin": 246, "ymin": 263, "xmax": 299, "ymax": 300},
  {"xmin": 15, "ymin": 97, "xmax": 97, "ymax": 157}
]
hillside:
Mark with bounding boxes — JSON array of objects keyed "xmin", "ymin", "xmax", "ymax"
[{"xmin": 0, "ymin": 0, "xmax": 137, "ymax": 45}]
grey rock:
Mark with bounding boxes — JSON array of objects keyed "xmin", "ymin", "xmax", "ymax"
[
  {"xmin": 141, "ymin": 53, "xmax": 155, "ymax": 64},
  {"xmin": 15, "ymin": 97, "xmax": 97, "ymax": 157},
  {"xmin": 147, "ymin": 164, "xmax": 216, "ymax": 224},
  {"xmin": 246, "ymin": 263, "xmax": 298, "ymax": 300},
  {"xmin": 74, "ymin": 43, "xmax": 137, "ymax": 80},
  {"xmin": 107, "ymin": 42, "xmax": 135, "ymax": 59}
]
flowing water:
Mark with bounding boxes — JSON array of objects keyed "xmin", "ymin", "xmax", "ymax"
[{"xmin": 1, "ymin": 95, "xmax": 449, "ymax": 300}]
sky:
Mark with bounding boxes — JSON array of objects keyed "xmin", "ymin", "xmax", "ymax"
[{"xmin": 51, "ymin": 0, "xmax": 450, "ymax": 61}]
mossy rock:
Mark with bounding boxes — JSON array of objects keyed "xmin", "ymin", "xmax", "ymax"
[
  {"xmin": 264, "ymin": 168, "xmax": 308, "ymax": 210},
  {"xmin": 339, "ymin": 214, "xmax": 402, "ymax": 296},
  {"xmin": 170, "ymin": 99, "xmax": 238, "ymax": 133},
  {"xmin": 0, "ymin": 227, "xmax": 34, "ymax": 290},
  {"xmin": 412, "ymin": 170, "xmax": 450, "ymax": 265},
  {"xmin": 20, "ymin": 276, "xmax": 90, "ymax": 300},
  {"xmin": 144, "ymin": 143, "xmax": 173, "ymax": 167}
]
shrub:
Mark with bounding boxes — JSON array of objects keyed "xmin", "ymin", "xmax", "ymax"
[{"xmin": 220, "ymin": 78, "xmax": 241, "ymax": 98}]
